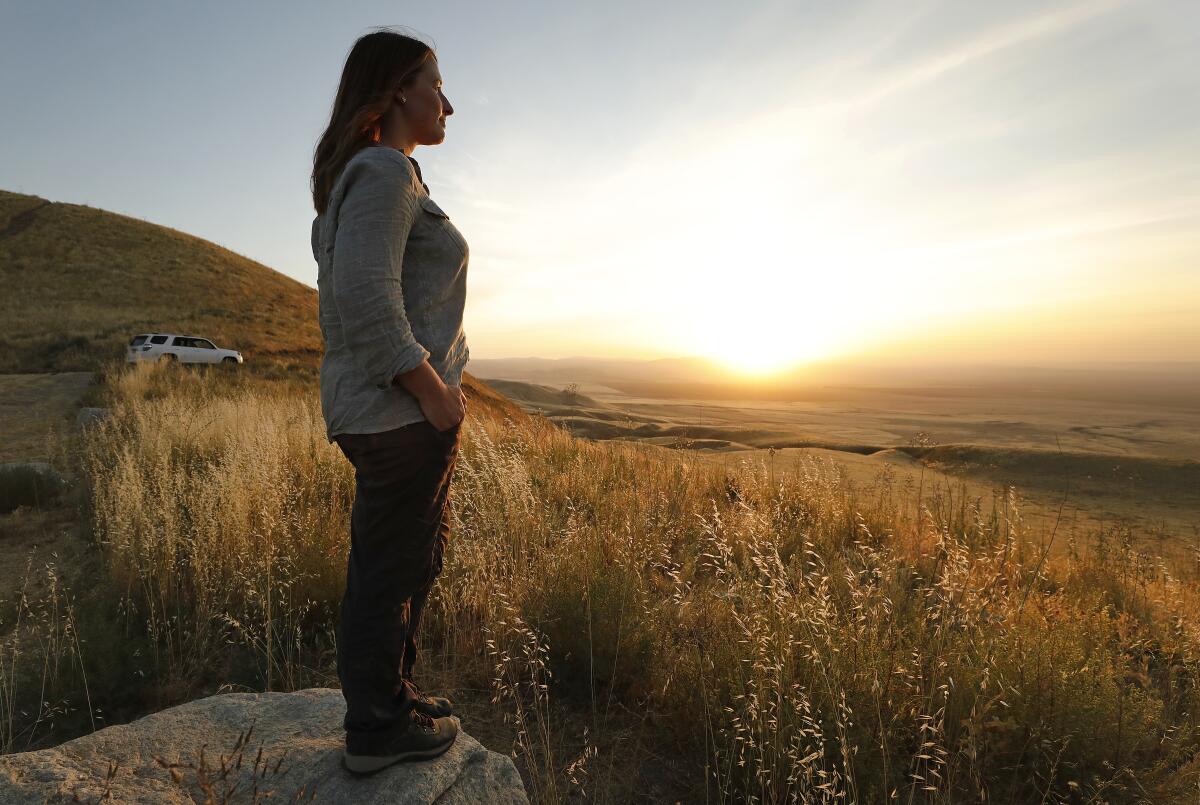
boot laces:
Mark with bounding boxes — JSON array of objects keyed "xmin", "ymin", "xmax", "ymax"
[
  {"xmin": 411, "ymin": 708, "xmax": 436, "ymax": 732},
  {"xmin": 404, "ymin": 677, "xmax": 434, "ymax": 704}
]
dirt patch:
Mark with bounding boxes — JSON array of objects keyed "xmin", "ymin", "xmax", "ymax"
[
  {"xmin": 0, "ymin": 504, "xmax": 91, "ymax": 606},
  {"xmin": 868, "ymin": 448, "xmax": 923, "ymax": 466},
  {"xmin": 0, "ymin": 200, "xmax": 50, "ymax": 241},
  {"xmin": 0, "ymin": 373, "xmax": 96, "ymax": 462}
]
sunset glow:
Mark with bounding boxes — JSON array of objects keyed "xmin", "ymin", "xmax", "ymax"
[
  {"xmin": 3, "ymin": 1, "xmax": 1197, "ymax": 370},
  {"xmin": 445, "ymin": 1, "xmax": 1200, "ymax": 369}
]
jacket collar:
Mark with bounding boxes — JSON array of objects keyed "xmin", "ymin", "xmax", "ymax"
[
  {"xmin": 404, "ymin": 152, "xmax": 431, "ymax": 195},
  {"xmin": 366, "ymin": 143, "xmax": 429, "ymax": 194}
]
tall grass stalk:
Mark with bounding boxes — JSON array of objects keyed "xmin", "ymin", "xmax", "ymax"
[{"xmin": 0, "ymin": 561, "xmax": 95, "ymax": 753}]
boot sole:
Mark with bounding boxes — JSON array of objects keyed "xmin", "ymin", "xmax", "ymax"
[{"xmin": 342, "ymin": 732, "xmax": 457, "ymax": 776}]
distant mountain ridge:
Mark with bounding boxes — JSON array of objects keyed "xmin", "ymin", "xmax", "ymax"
[{"xmin": 469, "ymin": 356, "xmax": 1200, "ymax": 409}]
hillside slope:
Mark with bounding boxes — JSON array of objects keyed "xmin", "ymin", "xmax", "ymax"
[
  {"xmin": 0, "ymin": 189, "xmax": 321, "ymax": 374},
  {"xmin": 0, "ymin": 188, "xmax": 518, "ymax": 420}
]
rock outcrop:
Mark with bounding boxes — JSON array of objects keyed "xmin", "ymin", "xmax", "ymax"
[{"xmin": 0, "ymin": 688, "xmax": 528, "ymax": 804}]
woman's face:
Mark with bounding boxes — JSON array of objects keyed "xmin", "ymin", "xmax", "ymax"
[{"xmin": 403, "ymin": 57, "xmax": 454, "ymax": 145}]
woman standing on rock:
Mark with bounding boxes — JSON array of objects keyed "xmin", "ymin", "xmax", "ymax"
[{"xmin": 310, "ymin": 28, "xmax": 470, "ymax": 775}]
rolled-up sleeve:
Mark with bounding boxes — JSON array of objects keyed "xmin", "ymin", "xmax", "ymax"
[{"xmin": 330, "ymin": 156, "xmax": 431, "ymax": 390}]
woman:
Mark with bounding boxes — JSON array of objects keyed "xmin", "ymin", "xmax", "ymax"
[{"xmin": 310, "ymin": 28, "xmax": 469, "ymax": 775}]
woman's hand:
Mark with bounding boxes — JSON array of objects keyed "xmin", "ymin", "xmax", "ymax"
[
  {"xmin": 393, "ymin": 362, "xmax": 468, "ymax": 432},
  {"xmin": 420, "ymin": 382, "xmax": 466, "ymax": 432}
]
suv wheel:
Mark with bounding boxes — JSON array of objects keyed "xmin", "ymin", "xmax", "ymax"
[
  {"xmin": 222, "ymin": 357, "xmax": 238, "ymax": 365},
  {"xmin": 159, "ymin": 353, "xmax": 177, "ymax": 363}
]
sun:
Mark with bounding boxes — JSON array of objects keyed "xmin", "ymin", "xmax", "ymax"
[
  {"xmin": 715, "ymin": 353, "xmax": 804, "ymax": 378},
  {"xmin": 636, "ymin": 127, "xmax": 893, "ymax": 378},
  {"xmin": 700, "ymin": 323, "xmax": 838, "ymax": 380},
  {"xmin": 676, "ymin": 240, "xmax": 860, "ymax": 379}
]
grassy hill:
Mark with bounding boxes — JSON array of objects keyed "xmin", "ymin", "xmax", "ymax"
[
  {"xmin": 0, "ymin": 189, "xmax": 321, "ymax": 375},
  {"xmin": 0, "ymin": 189, "xmax": 518, "ymax": 420}
]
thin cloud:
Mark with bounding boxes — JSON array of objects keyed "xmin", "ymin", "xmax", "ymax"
[{"xmin": 848, "ymin": 0, "xmax": 1130, "ymax": 110}]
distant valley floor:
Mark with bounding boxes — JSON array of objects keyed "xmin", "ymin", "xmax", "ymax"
[{"xmin": 480, "ymin": 376, "xmax": 1200, "ymax": 561}]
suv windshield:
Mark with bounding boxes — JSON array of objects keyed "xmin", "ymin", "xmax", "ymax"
[{"xmin": 130, "ymin": 335, "xmax": 149, "ymax": 346}]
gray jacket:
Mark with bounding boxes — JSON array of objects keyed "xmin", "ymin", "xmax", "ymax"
[{"xmin": 311, "ymin": 145, "xmax": 469, "ymax": 443}]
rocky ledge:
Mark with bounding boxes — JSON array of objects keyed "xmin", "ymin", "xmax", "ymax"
[{"xmin": 0, "ymin": 688, "xmax": 528, "ymax": 803}]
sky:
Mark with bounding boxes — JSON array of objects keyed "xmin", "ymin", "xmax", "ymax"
[{"xmin": 2, "ymin": 0, "xmax": 1198, "ymax": 375}]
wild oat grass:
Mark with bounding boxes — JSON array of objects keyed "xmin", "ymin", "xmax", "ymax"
[
  {"xmin": 46, "ymin": 360, "xmax": 1200, "ymax": 801},
  {"xmin": 0, "ymin": 561, "xmax": 95, "ymax": 753},
  {"xmin": 80, "ymin": 361, "xmax": 348, "ymax": 691}
]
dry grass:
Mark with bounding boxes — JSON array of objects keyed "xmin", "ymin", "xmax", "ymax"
[
  {"xmin": 80, "ymin": 362, "xmax": 349, "ymax": 693},
  {"xmin": 2, "ymin": 360, "xmax": 1198, "ymax": 802},
  {"xmin": 0, "ymin": 561, "xmax": 95, "ymax": 754}
]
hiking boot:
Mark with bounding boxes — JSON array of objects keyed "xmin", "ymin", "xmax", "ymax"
[
  {"xmin": 342, "ymin": 710, "xmax": 459, "ymax": 776},
  {"xmin": 404, "ymin": 677, "xmax": 455, "ymax": 718}
]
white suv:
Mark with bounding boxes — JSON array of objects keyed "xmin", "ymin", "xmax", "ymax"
[{"xmin": 126, "ymin": 334, "xmax": 244, "ymax": 365}]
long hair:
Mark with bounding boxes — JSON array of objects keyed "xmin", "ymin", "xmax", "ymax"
[{"xmin": 312, "ymin": 29, "xmax": 434, "ymax": 215}]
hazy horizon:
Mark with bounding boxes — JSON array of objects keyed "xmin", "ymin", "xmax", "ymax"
[
  {"xmin": 413, "ymin": 353, "xmax": 1200, "ymax": 397},
  {"xmin": 2, "ymin": 0, "xmax": 1197, "ymax": 374}
]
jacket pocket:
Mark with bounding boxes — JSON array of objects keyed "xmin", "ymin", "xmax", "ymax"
[
  {"xmin": 417, "ymin": 194, "xmax": 468, "ymax": 258},
  {"xmin": 418, "ymin": 195, "xmax": 451, "ymax": 219}
]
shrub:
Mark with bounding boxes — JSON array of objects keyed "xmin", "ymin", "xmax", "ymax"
[{"xmin": 0, "ymin": 463, "xmax": 64, "ymax": 513}]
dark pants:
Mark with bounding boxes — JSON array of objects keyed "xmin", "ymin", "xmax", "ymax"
[{"xmin": 333, "ymin": 419, "xmax": 461, "ymax": 745}]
